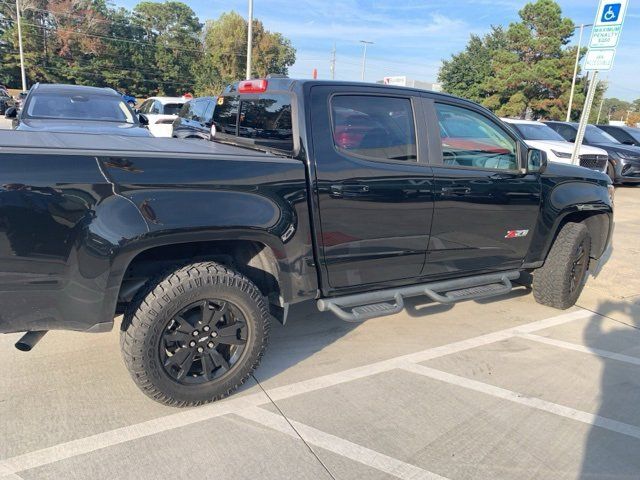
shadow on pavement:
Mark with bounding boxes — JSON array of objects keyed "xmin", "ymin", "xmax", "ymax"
[{"xmin": 580, "ymin": 299, "xmax": 640, "ymax": 479}]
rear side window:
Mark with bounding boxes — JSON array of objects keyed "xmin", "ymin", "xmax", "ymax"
[
  {"xmin": 212, "ymin": 97, "xmax": 239, "ymax": 136},
  {"xmin": 331, "ymin": 95, "xmax": 417, "ymax": 162},
  {"xmin": 238, "ymin": 95, "xmax": 293, "ymax": 151}
]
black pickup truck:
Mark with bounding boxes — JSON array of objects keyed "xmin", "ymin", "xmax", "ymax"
[{"xmin": 0, "ymin": 78, "xmax": 613, "ymax": 406}]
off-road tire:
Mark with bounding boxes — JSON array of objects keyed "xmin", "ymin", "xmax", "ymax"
[
  {"xmin": 533, "ymin": 222, "xmax": 591, "ymax": 310},
  {"xmin": 120, "ymin": 261, "xmax": 270, "ymax": 407}
]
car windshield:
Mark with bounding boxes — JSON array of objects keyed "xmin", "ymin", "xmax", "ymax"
[
  {"xmin": 511, "ymin": 123, "xmax": 566, "ymax": 141},
  {"xmin": 585, "ymin": 125, "xmax": 619, "ymax": 144},
  {"xmin": 162, "ymin": 103, "xmax": 184, "ymax": 115},
  {"xmin": 26, "ymin": 92, "xmax": 135, "ymax": 123}
]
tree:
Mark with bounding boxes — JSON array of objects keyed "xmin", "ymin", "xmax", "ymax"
[
  {"xmin": 439, "ymin": 0, "xmax": 583, "ymax": 120},
  {"xmin": 438, "ymin": 27, "xmax": 506, "ymax": 104},
  {"xmin": 627, "ymin": 112, "xmax": 640, "ymax": 127},
  {"xmin": 196, "ymin": 11, "xmax": 295, "ymax": 95},
  {"xmin": 485, "ymin": 0, "xmax": 577, "ymax": 119},
  {"xmin": 133, "ymin": 1, "xmax": 202, "ymax": 95}
]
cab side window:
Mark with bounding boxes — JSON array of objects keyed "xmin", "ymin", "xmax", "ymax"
[
  {"xmin": 435, "ymin": 103, "xmax": 517, "ymax": 170},
  {"xmin": 331, "ymin": 95, "xmax": 417, "ymax": 162}
]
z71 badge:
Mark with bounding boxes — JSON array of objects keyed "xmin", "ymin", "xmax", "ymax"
[{"xmin": 505, "ymin": 229, "xmax": 529, "ymax": 239}]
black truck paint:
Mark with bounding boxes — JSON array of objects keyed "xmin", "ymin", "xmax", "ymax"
[{"xmin": 0, "ymin": 80, "xmax": 612, "ymax": 335}]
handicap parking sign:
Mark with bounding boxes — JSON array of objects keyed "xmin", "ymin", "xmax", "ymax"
[{"xmin": 601, "ymin": 3, "xmax": 621, "ymax": 22}]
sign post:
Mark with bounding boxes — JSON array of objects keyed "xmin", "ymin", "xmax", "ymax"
[{"xmin": 571, "ymin": 0, "xmax": 628, "ymax": 165}]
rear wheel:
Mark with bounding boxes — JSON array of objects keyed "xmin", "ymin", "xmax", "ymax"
[
  {"xmin": 120, "ymin": 262, "xmax": 270, "ymax": 407},
  {"xmin": 533, "ymin": 222, "xmax": 591, "ymax": 309}
]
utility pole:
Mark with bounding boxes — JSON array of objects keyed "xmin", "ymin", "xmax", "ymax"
[
  {"xmin": 245, "ymin": 0, "xmax": 253, "ymax": 80},
  {"xmin": 359, "ymin": 40, "xmax": 373, "ymax": 82},
  {"xmin": 16, "ymin": 0, "xmax": 27, "ymax": 92},
  {"xmin": 596, "ymin": 94, "xmax": 605, "ymax": 124},
  {"xmin": 330, "ymin": 43, "xmax": 336, "ymax": 80},
  {"xmin": 566, "ymin": 23, "xmax": 592, "ymax": 122}
]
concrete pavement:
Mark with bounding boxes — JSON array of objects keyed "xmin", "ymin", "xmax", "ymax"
[{"xmin": 0, "ymin": 187, "xmax": 638, "ymax": 480}]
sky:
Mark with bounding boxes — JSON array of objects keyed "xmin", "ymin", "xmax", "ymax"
[{"xmin": 116, "ymin": 0, "xmax": 640, "ymax": 101}]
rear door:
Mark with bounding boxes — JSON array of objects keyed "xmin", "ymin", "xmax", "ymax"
[
  {"xmin": 310, "ymin": 86, "xmax": 434, "ymax": 291},
  {"xmin": 423, "ymin": 99, "xmax": 541, "ymax": 276}
]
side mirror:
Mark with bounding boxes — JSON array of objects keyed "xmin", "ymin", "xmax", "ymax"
[
  {"xmin": 527, "ymin": 148, "xmax": 547, "ymax": 174},
  {"xmin": 4, "ymin": 107, "xmax": 17, "ymax": 119},
  {"xmin": 138, "ymin": 114, "xmax": 149, "ymax": 126}
]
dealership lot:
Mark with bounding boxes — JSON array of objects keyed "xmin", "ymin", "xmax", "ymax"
[{"xmin": 0, "ymin": 179, "xmax": 639, "ymax": 479}]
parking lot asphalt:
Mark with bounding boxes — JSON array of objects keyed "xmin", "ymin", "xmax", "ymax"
[{"xmin": 0, "ymin": 186, "xmax": 638, "ymax": 479}]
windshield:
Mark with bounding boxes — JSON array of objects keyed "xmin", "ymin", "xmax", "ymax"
[
  {"xmin": 584, "ymin": 125, "xmax": 619, "ymax": 144},
  {"xmin": 25, "ymin": 92, "xmax": 135, "ymax": 123},
  {"xmin": 511, "ymin": 123, "xmax": 566, "ymax": 141}
]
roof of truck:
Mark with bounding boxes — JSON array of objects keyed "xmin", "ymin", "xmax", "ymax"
[{"xmin": 0, "ymin": 130, "xmax": 281, "ymax": 159}]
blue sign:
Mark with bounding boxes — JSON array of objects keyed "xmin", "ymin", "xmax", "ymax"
[{"xmin": 601, "ymin": 3, "xmax": 621, "ymax": 22}]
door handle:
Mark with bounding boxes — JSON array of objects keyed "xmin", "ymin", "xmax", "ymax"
[
  {"xmin": 330, "ymin": 183, "xmax": 370, "ymax": 198},
  {"xmin": 441, "ymin": 186, "xmax": 471, "ymax": 196}
]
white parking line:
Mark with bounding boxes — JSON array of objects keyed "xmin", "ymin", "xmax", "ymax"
[
  {"xmin": 0, "ymin": 309, "xmax": 593, "ymax": 478},
  {"xmin": 402, "ymin": 363, "xmax": 640, "ymax": 441},
  {"xmin": 237, "ymin": 407, "xmax": 449, "ymax": 480},
  {"xmin": 518, "ymin": 333, "xmax": 640, "ymax": 366}
]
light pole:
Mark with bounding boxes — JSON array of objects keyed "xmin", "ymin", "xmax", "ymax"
[
  {"xmin": 566, "ymin": 23, "xmax": 592, "ymax": 122},
  {"xmin": 245, "ymin": 0, "xmax": 253, "ymax": 80},
  {"xmin": 359, "ymin": 40, "xmax": 373, "ymax": 82},
  {"xmin": 16, "ymin": 0, "xmax": 27, "ymax": 91}
]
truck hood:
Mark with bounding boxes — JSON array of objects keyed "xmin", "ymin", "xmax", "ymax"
[
  {"xmin": 17, "ymin": 118, "xmax": 152, "ymax": 137},
  {"xmin": 525, "ymin": 140, "xmax": 606, "ymax": 156},
  {"xmin": 543, "ymin": 160, "xmax": 610, "ymax": 185}
]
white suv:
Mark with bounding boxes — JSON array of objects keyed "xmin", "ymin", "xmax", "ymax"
[{"xmin": 502, "ymin": 118, "xmax": 608, "ymax": 173}]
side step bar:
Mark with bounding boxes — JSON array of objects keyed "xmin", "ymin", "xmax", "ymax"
[{"xmin": 317, "ymin": 271, "xmax": 520, "ymax": 322}]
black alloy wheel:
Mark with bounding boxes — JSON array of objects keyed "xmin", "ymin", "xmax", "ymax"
[{"xmin": 160, "ymin": 299, "xmax": 249, "ymax": 385}]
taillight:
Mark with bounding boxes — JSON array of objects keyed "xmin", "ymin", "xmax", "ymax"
[{"xmin": 238, "ymin": 79, "xmax": 268, "ymax": 93}]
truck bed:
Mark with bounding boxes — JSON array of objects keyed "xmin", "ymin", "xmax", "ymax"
[{"xmin": 0, "ymin": 130, "xmax": 278, "ymax": 159}]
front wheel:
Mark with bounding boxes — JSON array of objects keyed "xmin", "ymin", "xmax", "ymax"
[
  {"xmin": 120, "ymin": 262, "xmax": 270, "ymax": 407},
  {"xmin": 607, "ymin": 162, "xmax": 616, "ymax": 184},
  {"xmin": 532, "ymin": 222, "xmax": 591, "ymax": 309}
]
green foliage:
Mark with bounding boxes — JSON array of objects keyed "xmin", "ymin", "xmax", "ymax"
[
  {"xmin": 195, "ymin": 11, "xmax": 296, "ymax": 95},
  {"xmin": 439, "ymin": 0, "xmax": 595, "ymax": 120},
  {"xmin": 438, "ymin": 27, "xmax": 506, "ymax": 104},
  {"xmin": 0, "ymin": 2, "xmax": 296, "ymax": 98}
]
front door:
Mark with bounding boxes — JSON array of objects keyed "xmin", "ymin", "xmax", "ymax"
[
  {"xmin": 310, "ymin": 86, "xmax": 434, "ymax": 291},
  {"xmin": 424, "ymin": 100, "xmax": 541, "ymax": 276}
]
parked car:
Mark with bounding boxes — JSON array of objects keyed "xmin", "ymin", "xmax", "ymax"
[
  {"xmin": 596, "ymin": 124, "xmax": 640, "ymax": 147},
  {"xmin": 0, "ymin": 89, "xmax": 15, "ymax": 115},
  {"xmin": 172, "ymin": 96, "xmax": 217, "ymax": 140},
  {"xmin": 502, "ymin": 119, "xmax": 608, "ymax": 173},
  {"xmin": 4, "ymin": 83, "xmax": 152, "ymax": 137},
  {"xmin": 120, "ymin": 92, "xmax": 137, "ymax": 108},
  {"xmin": 0, "ymin": 78, "xmax": 613, "ymax": 406},
  {"xmin": 137, "ymin": 96, "xmax": 186, "ymax": 137},
  {"xmin": 544, "ymin": 121, "xmax": 640, "ymax": 184}
]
